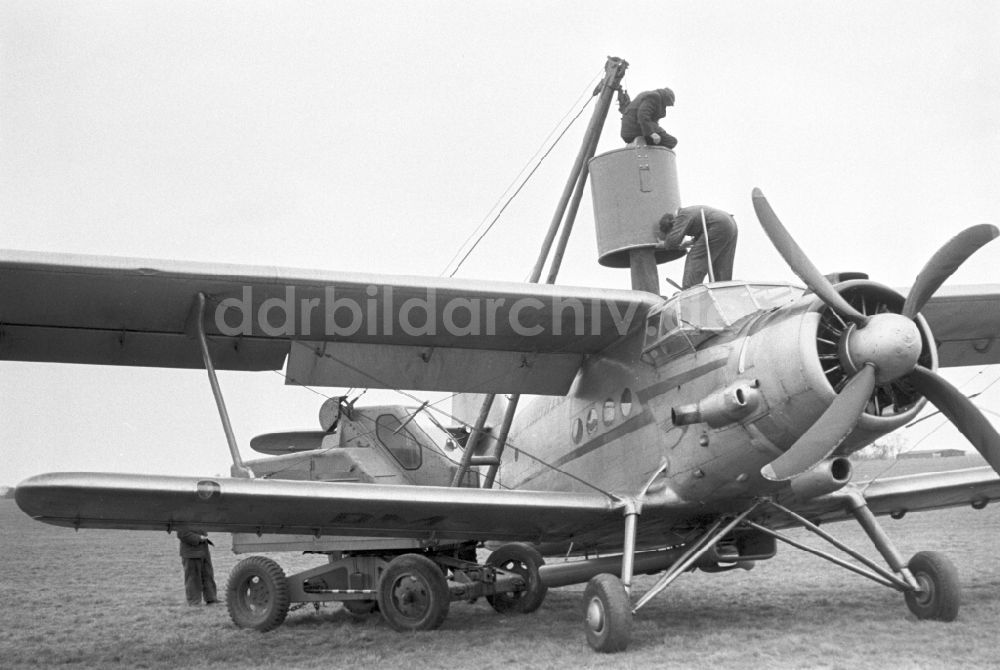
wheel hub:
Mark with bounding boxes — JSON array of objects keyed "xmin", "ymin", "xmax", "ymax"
[
  {"xmin": 586, "ymin": 597, "xmax": 606, "ymax": 633},
  {"xmin": 911, "ymin": 572, "xmax": 935, "ymax": 606},
  {"xmin": 246, "ymin": 576, "xmax": 270, "ymax": 609},
  {"xmin": 391, "ymin": 575, "xmax": 429, "ymax": 618}
]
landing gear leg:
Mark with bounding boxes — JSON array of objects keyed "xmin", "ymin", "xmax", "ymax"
[
  {"xmin": 582, "ymin": 502, "xmax": 638, "ymax": 653},
  {"xmin": 584, "ymin": 501, "xmax": 762, "ymax": 652},
  {"xmin": 750, "ymin": 492, "xmax": 962, "ymax": 622},
  {"xmin": 846, "ymin": 494, "xmax": 960, "ymax": 621}
]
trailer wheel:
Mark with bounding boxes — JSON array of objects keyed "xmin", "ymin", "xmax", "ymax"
[
  {"xmin": 377, "ymin": 553, "xmax": 450, "ymax": 631},
  {"xmin": 583, "ymin": 573, "xmax": 631, "ymax": 653},
  {"xmin": 226, "ymin": 556, "xmax": 290, "ymax": 632},
  {"xmin": 486, "ymin": 542, "xmax": 548, "ymax": 614},
  {"xmin": 342, "ymin": 599, "xmax": 378, "ymax": 616},
  {"xmin": 904, "ymin": 551, "xmax": 960, "ymax": 621}
]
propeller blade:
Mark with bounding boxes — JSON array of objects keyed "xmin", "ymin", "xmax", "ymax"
[
  {"xmin": 901, "ymin": 224, "xmax": 999, "ymax": 319},
  {"xmin": 752, "ymin": 188, "xmax": 869, "ymax": 326},
  {"xmin": 907, "ymin": 365, "xmax": 1000, "ymax": 473},
  {"xmin": 762, "ymin": 364, "xmax": 877, "ymax": 481}
]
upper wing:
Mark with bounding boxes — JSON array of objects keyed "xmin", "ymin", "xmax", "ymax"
[
  {"xmin": 0, "ymin": 249, "xmax": 657, "ymax": 394},
  {"xmin": 920, "ymin": 284, "xmax": 1000, "ymax": 367},
  {"xmin": 14, "ymin": 471, "xmax": 629, "ymax": 545}
]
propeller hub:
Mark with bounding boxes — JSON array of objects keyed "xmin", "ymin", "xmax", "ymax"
[{"xmin": 843, "ymin": 313, "xmax": 921, "ymax": 383}]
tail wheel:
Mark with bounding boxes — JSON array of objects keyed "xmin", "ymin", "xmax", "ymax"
[
  {"xmin": 904, "ymin": 551, "xmax": 960, "ymax": 621},
  {"xmin": 377, "ymin": 553, "xmax": 450, "ymax": 632},
  {"xmin": 226, "ymin": 556, "xmax": 290, "ymax": 631},
  {"xmin": 583, "ymin": 573, "xmax": 631, "ymax": 653},
  {"xmin": 486, "ymin": 542, "xmax": 548, "ymax": 614}
]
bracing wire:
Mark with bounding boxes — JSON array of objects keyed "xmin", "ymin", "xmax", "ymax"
[
  {"xmin": 863, "ymin": 366, "xmax": 1000, "ymax": 483},
  {"xmin": 197, "ymin": 70, "xmax": 625, "ymax": 490},
  {"xmin": 441, "ymin": 72, "xmax": 603, "ymax": 278}
]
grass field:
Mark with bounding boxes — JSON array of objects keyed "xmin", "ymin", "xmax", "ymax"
[{"xmin": 3, "ymin": 457, "xmax": 1000, "ymax": 669}]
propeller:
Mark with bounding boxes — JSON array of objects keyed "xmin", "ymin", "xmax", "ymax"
[
  {"xmin": 762, "ymin": 364, "xmax": 876, "ymax": 481},
  {"xmin": 753, "ymin": 188, "xmax": 1000, "ymax": 480},
  {"xmin": 901, "ymin": 224, "xmax": 999, "ymax": 319},
  {"xmin": 752, "ymin": 188, "xmax": 869, "ymax": 327},
  {"xmin": 907, "ymin": 366, "xmax": 1000, "ymax": 471}
]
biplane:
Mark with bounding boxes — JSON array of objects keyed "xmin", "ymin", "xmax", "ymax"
[{"xmin": 9, "ymin": 57, "xmax": 1000, "ymax": 652}]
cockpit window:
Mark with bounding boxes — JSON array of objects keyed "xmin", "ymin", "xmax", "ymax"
[
  {"xmin": 709, "ymin": 284, "xmax": 758, "ymax": 324},
  {"xmin": 749, "ymin": 284, "xmax": 803, "ymax": 310},
  {"xmin": 375, "ymin": 414, "xmax": 422, "ymax": 470},
  {"xmin": 642, "ymin": 282, "xmax": 804, "ymax": 365},
  {"xmin": 678, "ymin": 286, "xmax": 727, "ymax": 331}
]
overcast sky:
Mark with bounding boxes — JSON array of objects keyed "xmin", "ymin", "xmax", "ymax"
[{"xmin": 2, "ymin": 1, "xmax": 998, "ymax": 484}]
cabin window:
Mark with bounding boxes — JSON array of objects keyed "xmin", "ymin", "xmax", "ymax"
[
  {"xmin": 602, "ymin": 399, "xmax": 616, "ymax": 425},
  {"xmin": 375, "ymin": 414, "xmax": 422, "ymax": 470},
  {"xmin": 586, "ymin": 408, "xmax": 599, "ymax": 434},
  {"xmin": 620, "ymin": 388, "xmax": 633, "ymax": 417},
  {"xmin": 572, "ymin": 418, "xmax": 583, "ymax": 444}
]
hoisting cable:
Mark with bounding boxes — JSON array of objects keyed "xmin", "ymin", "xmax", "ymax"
[{"xmin": 441, "ymin": 71, "xmax": 603, "ymax": 278}]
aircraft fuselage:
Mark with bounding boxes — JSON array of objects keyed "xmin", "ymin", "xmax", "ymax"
[{"xmin": 501, "ymin": 280, "xmax": 932, "ymax": 520}]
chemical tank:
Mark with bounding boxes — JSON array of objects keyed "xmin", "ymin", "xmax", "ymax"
[{"xmin": 589, "ymin": 145, "xmax": 682, "ymax": 268}]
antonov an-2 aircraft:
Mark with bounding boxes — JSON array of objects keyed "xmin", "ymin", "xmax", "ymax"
[{"xmin": 9, "ymin": 57, "xmax": 1000, "ymax": 652}]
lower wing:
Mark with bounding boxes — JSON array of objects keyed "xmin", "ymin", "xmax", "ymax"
[
  {"xmin": 14, "ymin": 472, "xmax": 629, "ymax": 545},
  {"xmin": 784, "ymin": 466, "xmax": 1000, "ymax": 526}
]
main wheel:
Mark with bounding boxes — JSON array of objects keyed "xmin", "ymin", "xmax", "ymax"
[
  {"xmin": 904, "ymin": 551, "xmax": 960, "ymax": 621},
  {"xmin": 486, "ymin": 542, "xmax": 548, "ymax": 614},
  {"xmin": 377, "ymin": 554, "xmax": 450, "ymax": 632},
  {"xmin": 226, "ymin": 556, "xmax": 291, "ymax": 632},
  {"xmin": 583, "ymin": 573, "xmax": 631, "ymax": 653}
]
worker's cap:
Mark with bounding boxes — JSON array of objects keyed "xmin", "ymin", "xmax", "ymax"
[{"xmin": 659, "ymin": 87, "xmax": 675, "ymax": 106}]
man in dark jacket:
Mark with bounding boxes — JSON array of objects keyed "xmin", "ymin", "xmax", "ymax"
[
  {"xmin": 620, "ymin": 87, "xmax": 677, "ymax": 149},
  {"xmin": 178, "ymin": 529, "xmax": 218, "ymax": 606},
  {"xmin": 658, "ymin": 206, "xmax": 738, "ymax": 288}
]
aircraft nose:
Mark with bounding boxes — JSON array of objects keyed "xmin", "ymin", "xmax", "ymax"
[{"xmin": 844, "ymin": 312, "xmax": 922, "ymax": 383}]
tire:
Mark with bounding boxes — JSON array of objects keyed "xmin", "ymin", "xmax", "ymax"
[
  {"xmin": 486, "ymin": 542, "xmax": 548, "ymax": 614},
  {"xmin": 342, "ymin": 599, "xmax": 379, "ymax": 616},
  {"xmin": 225, "ymin": 556, "xmax": 290, "ymax": 632},
  {"xmin": 904, "ymin": 551, "xmax": 960, "ymax": 622},
  {"xmin": 582, "ymin": 573, "xmax": 631, "ymax": 653},
  {"xmin": 377, "ymin": 554, "xmax": 450, "ymax": 632}
]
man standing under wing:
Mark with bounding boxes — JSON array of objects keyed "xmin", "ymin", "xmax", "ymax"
[{"xmin": 178, "ymin": 529, "xmax": 218, "ymax": 606}]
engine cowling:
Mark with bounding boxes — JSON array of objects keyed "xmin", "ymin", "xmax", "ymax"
[{"xmin": 741, "ymin": 280, "xmax": 934, "ymax": 458}]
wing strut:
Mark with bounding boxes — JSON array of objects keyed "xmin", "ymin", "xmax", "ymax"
[{"xmin": 188, "ymin": 292, "xmax": 253, "ymax": 478}]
